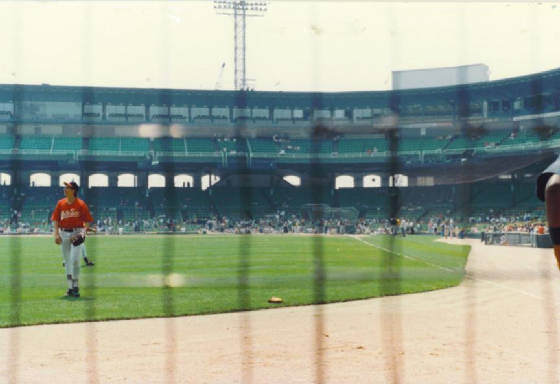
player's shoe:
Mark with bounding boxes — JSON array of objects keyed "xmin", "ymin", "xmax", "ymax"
[{"xmin": 65, "ymin": 288, "xmax": 80, "ymax": 298}]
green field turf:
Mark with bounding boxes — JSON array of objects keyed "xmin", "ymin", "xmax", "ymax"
[{"xmin": 0, "ymin": 234, "xmax": 470, "ymax": 327}]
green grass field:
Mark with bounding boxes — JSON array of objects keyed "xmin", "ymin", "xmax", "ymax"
[{"xmin": 0, "ymin": 234, "xmax": 470, "ymax": 327}]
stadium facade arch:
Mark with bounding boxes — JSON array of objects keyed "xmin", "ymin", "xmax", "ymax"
[
  {"xmin": 30, "ymin": 172, "xmax": 51, "ymax": 187},
  {"xmin": 89, "ymin": 173, "xmax": 109, "ymax": 187},
  {"xmin": 118, "ymin": 173, "xmax": 137, "ymax": 187},
  {"xmin": 58, "ymin": 173, "xmax": 80, "ymax": 187},
  {"xmin": 0, "ymin": 172, "xmax": 10, "ymax": 186}
]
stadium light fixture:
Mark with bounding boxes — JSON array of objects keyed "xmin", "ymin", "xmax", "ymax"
[{"xmin": 213, "ymin": 0, "xmax": 268, "ymax": 91}]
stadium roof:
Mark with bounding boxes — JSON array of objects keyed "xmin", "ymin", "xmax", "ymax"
[{"xmin": 0, "ymin": 66, "xmax": 559, "ymax": 108}]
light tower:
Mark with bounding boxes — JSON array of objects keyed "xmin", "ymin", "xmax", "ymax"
[{"xmin": 214, "ymin": 0, "xmax": 268, "ymax": 91}]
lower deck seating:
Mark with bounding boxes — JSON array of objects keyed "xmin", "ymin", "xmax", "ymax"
[
  {"xmin": 0, "ymin": 135, "xmax": 15, "ymax": 150},
  {"xmin": 187, "ymin": 138, "xmax": 216, "ymax": 153},
  {"xmin": 1, "ymin": 178, "xmax": 544, "ymax": 232},
  {"xmin": 153, "ymin": 138, "xmax": 186, "ymax": 153},
  {"xmin": 53, "ymin": 137, "xmax": 82, "ymax": 151},
  {"xmin": 88, "ymin": 137, "xmax": 120, "ymax": 152},
  {"xmin": 20, "ymin": 136, "xmax": 52, "ymax": 151}
]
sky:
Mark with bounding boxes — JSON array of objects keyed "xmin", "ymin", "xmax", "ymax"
[{"xmin": 0, "ymin": 1, "xmax": 559, "ymax": 92}]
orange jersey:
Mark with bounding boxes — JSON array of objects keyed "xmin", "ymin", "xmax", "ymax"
[{"xmin": 51, "ymin": 198, "xmax": 93, "ymax": 229}]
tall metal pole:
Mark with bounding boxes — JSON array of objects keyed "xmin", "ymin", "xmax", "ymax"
[
  {"xmin": 214, "ymin": 0, "xmax": 267, "ymax": 91},
  {"xmin": 233, "ymin": 6, "xmax": 247, "ymax": 90}
]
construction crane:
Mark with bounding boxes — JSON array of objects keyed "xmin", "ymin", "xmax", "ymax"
[
  {"xmin": 213, "ymin": 0, "xmax": 268, "ymax": 91},
  {"xmin": 215, "ymin": 62, "xmax": 226, "ymax": 90}
]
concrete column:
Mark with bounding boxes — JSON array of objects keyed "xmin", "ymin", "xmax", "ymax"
[
  {"xmin": 108, "ymin": 172, "xmax": 119, "ymax": 188},
  {"xmin": 378, "ymin": 175, "xmax": 386, "ymax": 188},
  {"xmin": 17, "ymin": 171, "xmax": 30, "ymax": 187},
  {"xmin": 354, "ymin": 174, "xmax": 364, "ymax": 188},
  {"xmin": 378, "ymin": 174, "xmax": 391, "ymax": 188},
  {"xmin": 49, "ymin": 171, "xmax": 61, "ymax": 188},
  {"xmin": 165, "ymin": 173, "xmax": 174, "ymax": 188},
  {"xmin": 137, "ymin": 172, "xmax": 148, "ymax": 189},
  {"xmin": 328, "ymin": 174, "xmax": 336, "ymax": 190},
  {"xmin": 192, "ymin": 172, "xmax": 201, "ymax": 189},
  {"xmin": 511, "ymin": 175, "xmax": 518, "ymax": 208},
  {"xmin": 299, "ymin": 174, "xmax": 311, "ymax": 188},
  {"xmin": 79, "ymin": 170, "xmax": 89, "ymax": 189}
]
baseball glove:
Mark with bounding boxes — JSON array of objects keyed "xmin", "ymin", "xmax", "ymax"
[{"xmin": 70, "ymin": 233, "xmax": 85, "ymax": 247}]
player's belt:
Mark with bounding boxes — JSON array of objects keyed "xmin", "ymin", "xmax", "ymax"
[{"xmin": 61, "ymin": 228, "xmax": 78, "ymax": 232}]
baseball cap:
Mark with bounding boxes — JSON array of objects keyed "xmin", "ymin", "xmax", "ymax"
[{"xmin": 64, "ymin": 181, "xmax": 79, "ymax": 193}]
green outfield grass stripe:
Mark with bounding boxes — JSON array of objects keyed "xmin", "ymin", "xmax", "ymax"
[
  {"xmin": 0, "ymin": 235, "xmax": 470, "ymax": 327},
  {"xmin": 350, "ymin": 235, "xmax": 460, "ymax": 273}
]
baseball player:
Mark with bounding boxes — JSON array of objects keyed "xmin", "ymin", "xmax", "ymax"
[
  {"xmin": 52, "ymin": 181, "xmax": 93, "ymax": 298},
  {"xmin": 81, "ymin": 226, "xmax": 96, "ymax": 266},
  {"xmin": 81, "ymin": 239, "xmax": 94, "ymax": 266},
  {"xmin": 537, "ymin": 155, "xmax": 560, "ymax": 269},
  {"xmin": 63, "ymin": 237, "xmax": 94, "ymax": 267}
]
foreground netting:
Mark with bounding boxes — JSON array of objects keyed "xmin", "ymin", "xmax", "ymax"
[
  {"xmin": 2, "ymin": 3, "xmax": 560, "ymax": 383},
  {"xmin": 2, "ymin": 127, "xmax": 557, "ymax": 383}
]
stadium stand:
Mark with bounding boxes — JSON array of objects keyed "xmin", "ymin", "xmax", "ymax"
[
  {"xmin": 153, "ymin": 137, "xmax": 186, "ymax": 154},
  {"xmin": 338, "ymin": 137, "xmax": 387, "ymax": 154},
  {"xmin": 0, "ymin": 135, "xmax": 15, "ymax": 151},
  {"xmin": 186, "ymin": 138, "xmax": 216, "ymax": 153},
  {"xmin": 501, "ymin": 128, "xmax": 559, "ymax": 147},
  {"xmin": 1, "ymin": 67, "xmax": 559, "ymax": 235},
  {"xmin": 446, "ymin": 132, "xmax": 508, "ymax": 150},
  {"xmin": 217, "ymin": 137, "xmax": 247, "ymax": 153},
  {"xmin": 209, "ymin": 187, "xmax": 274, "ymax": 219},
  {"xmin": 120, "ymin": 137, "xmax": 150, "ymax": 153},
  {"xmin": 53, "ymin": 136, "xmax": 82, "ymax": 152},
  {"xmin": 20, "ymin": 136, "xmax": 52, "ymax": 152},
  {"xmin": 248, "ymin": 138, "xmax": 279, "ymax": 154},
  {"xmin": 88, "ymin": 137, "xmax": 120, "ymax": 152},
  {"xmin": 398, "ymin": 137, "xmax": 448, "ymax": 152},
  {"xmin": 0, "ymin": 178, "xmax": 545, "ymax": 234}
]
